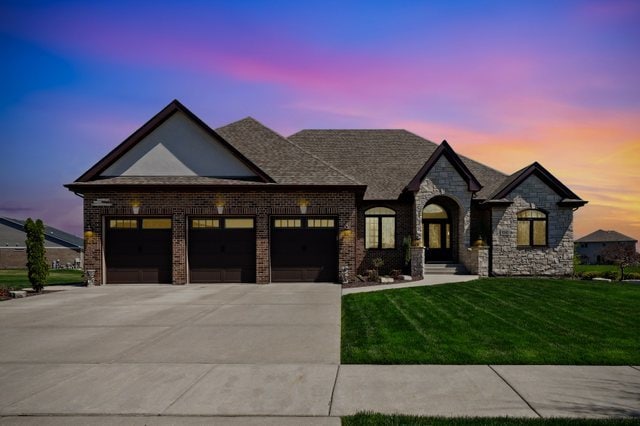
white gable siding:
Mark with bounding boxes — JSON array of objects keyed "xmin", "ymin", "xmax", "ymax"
[{"xmin": 101, "ymin": 112, "xmax": 257, "ymax": 177}]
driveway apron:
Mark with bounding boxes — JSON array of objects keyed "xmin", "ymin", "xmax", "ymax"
[{"xmin": 0, "ymin": 283, "xmax": 341, "ymax": 417}]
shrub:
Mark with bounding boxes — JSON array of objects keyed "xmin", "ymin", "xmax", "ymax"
[
  {"xmin": 602, "ymin": 270, "xmax": 618, "ymax": 281},
  {"xmin": 624, "ymin": 272, "xmax": 640, "ymax": 280},
  {"xmin": 24, "ymin": 218, "xmax": 49, "ymax": 292},
  {"xmin": 390, "ymin": 269, "xmax": 402, "ymax": 279},
  {"xmin": 366, "ymin": 269, "xmax": 379, "ymax": 282},
  {"xmin": 581, "ymin": 271, "xmax": 599, "ymax": 280}
]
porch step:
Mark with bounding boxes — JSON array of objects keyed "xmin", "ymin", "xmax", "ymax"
[{"xmin": 424, "ymin": 263, "xmax": 468, "ymax": 275}]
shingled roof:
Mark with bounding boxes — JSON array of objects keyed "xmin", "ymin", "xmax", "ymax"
[
  {"xmin": 288, "ymin": 129, "xmax": 508, "ymax": 200},
  {"xmin": 216, "ymin": 118, "xmax": 359, "ymax": 186},
  {"xmin": 0, "ymin": 217, "xmax": 83, "ymax": 248},
  {"xmin": 576, "ymin": 230, "xmax": 637, "ymax": 243}
]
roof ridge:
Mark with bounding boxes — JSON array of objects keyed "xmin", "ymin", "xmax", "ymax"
[{"xmin": 238, "ymin": 117, "xmax": 363, "ymax": 185}]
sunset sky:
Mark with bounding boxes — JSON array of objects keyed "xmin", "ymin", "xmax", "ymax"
[{"xmin": 1, "ymin": 0, "xmax": 639, "ymax": 245}]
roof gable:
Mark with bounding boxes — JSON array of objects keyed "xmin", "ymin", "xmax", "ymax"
[
  {"xmin": 490, "ymin": 162, "xmax": 585, "ymax": 205},
  {"xmin": 75, "ymin": 100, "xmax": 273, "ymax": 183},
  {"xmin": 406, "ymin": 140, "xmax": 482, "ymax": 192}
]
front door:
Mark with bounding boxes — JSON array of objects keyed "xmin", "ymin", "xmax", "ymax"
[{"xmin": 423, "ymin": 219, "xmax": 452, "ymax": 261}]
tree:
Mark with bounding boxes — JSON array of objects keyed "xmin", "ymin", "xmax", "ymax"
[
  {"xmin": 601, "ymin": 243, "xmax": 640, "ymax": 281},
  {"xmin": 24, "ymin": 218, "xmax": 49, "ymax": 292}
]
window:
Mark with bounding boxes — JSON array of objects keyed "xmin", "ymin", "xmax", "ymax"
[
  {"xmin": 109, "ymin": 219, "xmax": 137, "ymax": 229},
  {"xmin": 365, "ymin": 207, "xmax": 395, "ymax": 249},
  {"xmin": 517, "ymin": 209, "xmax": 547, "ymax": 247},
  {"xmin": 225, "ymin": 218, "xmax": 254, "ymax": 229},
  {"xmin": 142, "ymin": 218, "xmax": 171, "ymax": 229},
  {"xmin": 308, "ymin": 218, "xmax": 335, "ymax": 228},
  {"xmin": 274, "ymin": 218, "xmax": 302, "ymax": 228},
  {"xmin": 191, "ymin": 218, "xmax": 220, "ymax": 229},
  {"xmin": 422, "ymin": 204, "xmax": 448, "ymax": 219}
]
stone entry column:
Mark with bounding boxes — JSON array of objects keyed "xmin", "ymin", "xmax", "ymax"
[{"xmin": 411, "ymin": 246, "xmax": 425, "ymax": 279}]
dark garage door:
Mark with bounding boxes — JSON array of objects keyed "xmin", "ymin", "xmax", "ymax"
[
  {"xmin": 188, "ymin": 217, "xmax": 256, "ymax": 283},
  {"xmin": 105, "ymin": 218, "xmax": 172, "ymax": 284},
  {"xmin": 271, "ymin": 217, "xmax": 337, "ymax": 282}
]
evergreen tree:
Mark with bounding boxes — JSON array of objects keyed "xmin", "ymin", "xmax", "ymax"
[{"xmin": 24, "ymin": 218, "xmax": 49, "ymax": 292}]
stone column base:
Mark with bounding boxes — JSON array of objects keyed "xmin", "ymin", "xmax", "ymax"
[{"xmin": 411, "ymin": 247, "xmax": 425, "ymax": 279}]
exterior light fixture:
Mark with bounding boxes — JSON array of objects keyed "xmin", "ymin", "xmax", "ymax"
[
  {"xmin": 84, "ymin": 230, "xmax": 94, "ymax": 239},
  {"xmin": 131, "ymin": 201, "xmax": 140, "ymax": 215},
  {"xmin": 298, "ymin": 199, "xmax": 310, "ymax": 214},
  {"xmin": 215, "ymin": 196, "xmax": 225, "ymax": 214}
]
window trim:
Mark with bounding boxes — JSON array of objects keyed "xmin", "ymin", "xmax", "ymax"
[
  {"xmin": 516, "ymin": 209, "xmax": 548, "ymax": 248},
  {"xmin": 364, "ymin": 207, "xmax": 396, "ymax": 250}
]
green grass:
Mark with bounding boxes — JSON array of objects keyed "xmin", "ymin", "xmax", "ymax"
[
  {"xmin": 575, "ymin": 264, "xmax": 640, "ymax": 275},
  {"xmin": 342, "ymin": 278, "xmax": 640, "ymax": 365},
  {"xmin": 342, "ymin": 414, "xmax": 640, "ymax": 425},
  {"xmin": 0, "ymin": 269, "xmax": 84, "ymax": 290}
]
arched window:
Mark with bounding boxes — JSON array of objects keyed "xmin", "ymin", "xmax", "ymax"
[
  {"xmin": 422, "ymin": 203, "xmax": 448, "ymax": 219},
  {"xmin": 517, "ymin": 209, "xmax": 547, "ymax": 247},
  {"xmin": 365, "ymin": 207, "xmax": 396, "ymax": 249}
]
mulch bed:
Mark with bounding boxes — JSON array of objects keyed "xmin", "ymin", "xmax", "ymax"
[
  {"xmin": 0, "ymin": 288, "xmax": 63, "ymax": 301},
  {"xmin": 342, "ymin": 278, "xmax": 418, "ymax": 289}
]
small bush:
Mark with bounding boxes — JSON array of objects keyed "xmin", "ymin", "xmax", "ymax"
[
  {"xmin": 624, "ymin": 272, "xmax": 640, "ymax": 280},
  {"xmin": 581, "ymin": 271, "xmax": 599, "ymax": 280},
  {"xmin": 389, "ymin": 269, "xmax": 402, "ymax": 279},
  {"xmin": 366, "ymin": 269, "xmax": 379, "ymax": 282},
  {"xmin": 602, "ymin": 270, "xmax": 619, "ymax": 280}
]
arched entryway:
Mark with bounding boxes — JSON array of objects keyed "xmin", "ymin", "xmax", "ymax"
[{"xmin": 422, "ymin": 197, "xmax": 459, "ymax": 262}]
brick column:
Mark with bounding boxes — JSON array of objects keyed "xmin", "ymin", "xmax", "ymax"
[
  {"xmin": 172, "ymin": 211, "xmax": 186, "ymax": 284},
  {"xmin": 255, "ymin": 206, "xmax": 270, "ymax": 284}
]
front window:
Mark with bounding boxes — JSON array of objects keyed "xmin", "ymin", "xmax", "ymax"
[
  {"xmin": 517, "ymin": 209, "xmax": 547, "ymax": 247},
  {"xmin": 365, "ymin": 207, "xmax": 395, "ymax": 249}
]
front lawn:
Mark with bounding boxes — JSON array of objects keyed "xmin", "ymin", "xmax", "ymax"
[
  {"xmin": 343, "ymin": 413, "xmax": 639, "ymax": 425},
  {"xmin": 0, "ymin": 269, "xmax": 84, "ymax": 290},
  {"xmin": 342, "ymin": 278, "xmax": 640, "ymax": 365}
]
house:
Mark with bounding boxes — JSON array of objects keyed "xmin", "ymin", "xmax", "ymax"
[
  {"xmin": 65, "ymin": 100, "xmax": 587, "ymax": 285},
  {"xmin": 575, "ymin": 230, "xmax": 638, "ymax": 264},
  {"xmin": 0, "ymin": 217, "xmax": 83, "ymax": 269}
]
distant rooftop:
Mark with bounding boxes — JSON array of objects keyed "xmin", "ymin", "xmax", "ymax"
[
  {"xmin": 575, "ymin": 229, "xmax": 637, "ymax": 244},
  {"xmin": 0, "ymin": 217, "xmax": 83, "ymax": 248}
]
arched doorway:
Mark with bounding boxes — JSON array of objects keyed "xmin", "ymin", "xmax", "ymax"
[{"xmin": 422, "ymin": 202, "xmax": 452, "ymax": 261}]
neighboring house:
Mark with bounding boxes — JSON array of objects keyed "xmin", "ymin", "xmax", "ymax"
[
  {"xmin": 575, "ymin": 230, "xmax": 638, "ymax": 264},
  {"xmin": 65, "ymin": 100, "xmax": 587, "ymax": 285},
  {"xmin": 0, "ymin": 217, "xmax": 83, "ymax": 269}
]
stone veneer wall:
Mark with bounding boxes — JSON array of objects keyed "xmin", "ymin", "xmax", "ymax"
[
  {"xmin": 414, "ymin": 155, "xmax": 474, "ymax": 271},
  {"xmin": 356, "ymin": 199, "xmax": 413, "ymax": 275},
  {"xmin": 82, "ymin": 190, "xmax": 357, "ymax": 285},
  {"xmin": 490, "ymin": 175, "xmax": 574, "ymax": 276}
]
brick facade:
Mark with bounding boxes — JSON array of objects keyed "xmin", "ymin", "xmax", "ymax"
[
  {"xmin": 490, "ymin": 175, "xmax": 574, "ymax": 276},
  {"xmin": 356, "ymin": 199, "xmax": 413, "ymax": 275},
  {"xmin": 83, "ymin": 190, "xmax": 356, "ymax": 285},
  {"xmin": 0, "ymin": 247, "xmax": 82, "ymax": 269}
]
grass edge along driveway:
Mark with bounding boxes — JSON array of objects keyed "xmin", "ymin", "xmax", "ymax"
[
  {"xmin": 342, "ymin": 413, "xmax": 640, "ymax": 425},
  {"xmin": 341, "ymin": 278, "xmax": 640, "ymax": 365}
]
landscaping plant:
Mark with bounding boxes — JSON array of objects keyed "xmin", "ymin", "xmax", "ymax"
[
  {"xmin": 24, "ymin": 218, "xmax": 49, "ymax": 292},
  {"xmin": 601, "ymin": 243, "xmax": 640, "ymax": 281}
]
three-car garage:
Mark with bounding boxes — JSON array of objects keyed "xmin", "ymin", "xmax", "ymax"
[{"xmin": 103, "ymin": 216, "xmax": 338, "ymax": 284}]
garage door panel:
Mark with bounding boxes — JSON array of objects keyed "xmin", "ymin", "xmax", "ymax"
[
  {"xmin": 105, "ymin": 217, "xmax": 172, "ymax": 284},
  {"xmin": 271, "ymin": 218, "xmax": 337, "ymax": 283},
  {"xmin": 188, "ymin": 218, "xmax": 256, "ymax": 283}
]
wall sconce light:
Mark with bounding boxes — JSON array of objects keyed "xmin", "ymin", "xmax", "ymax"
[
  {"xmin": 131, "ymin": 201, "xmax": 140, "ymax": 215},
  {"xmin": 298, "ymin": 199, "xmax": 310, "ymax": 214},
  {"xmin": 215, "ymin": 196, "xmax": 225, "ymax": 215},
  {"xmin": 84, "ymin": 230, "xmax": 94, "ymax": 239}
]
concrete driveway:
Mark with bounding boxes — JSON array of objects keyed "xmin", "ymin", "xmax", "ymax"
[{"xmin": 0, "ymin": 284, "xmax": 341, "ymax": 423}]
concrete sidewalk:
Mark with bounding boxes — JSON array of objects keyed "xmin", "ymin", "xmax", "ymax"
[{"xmin": 342, "ymin": 274, "xmax": 479, "ymax": 294}]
